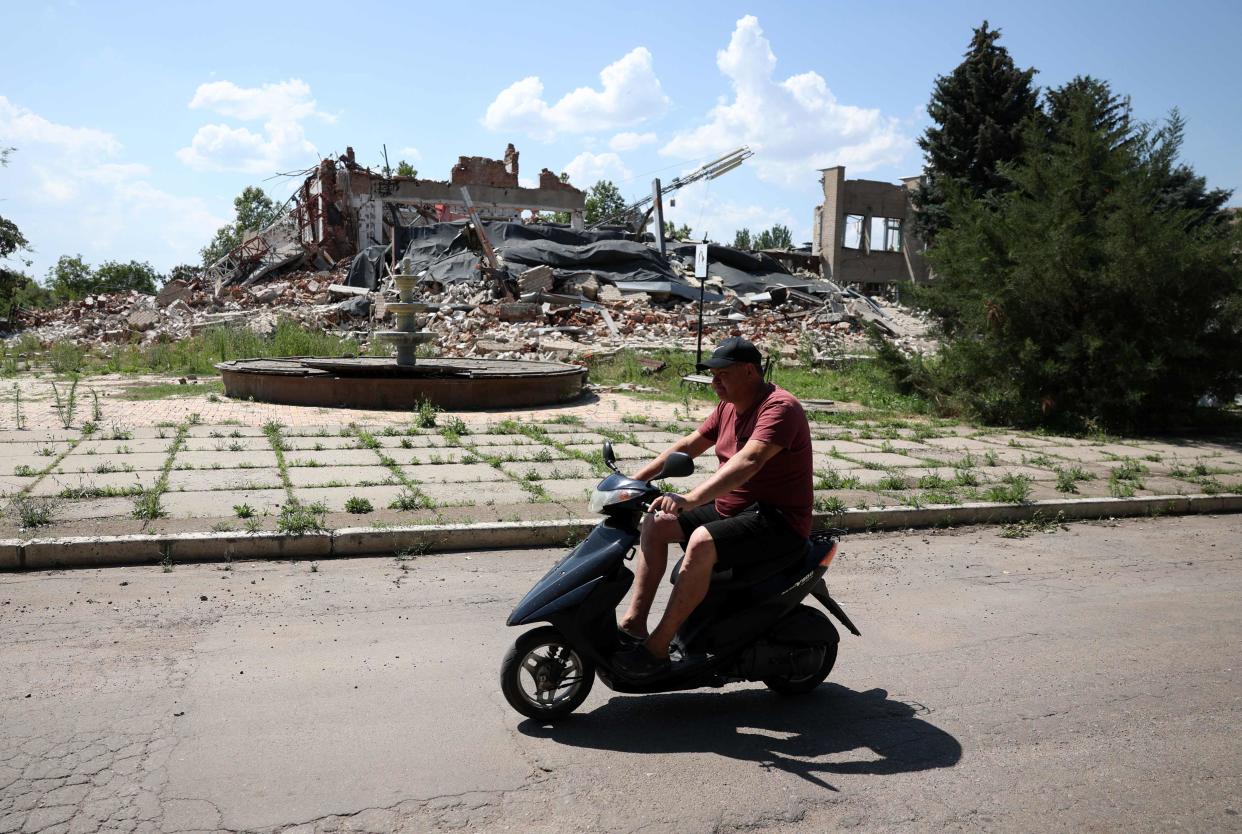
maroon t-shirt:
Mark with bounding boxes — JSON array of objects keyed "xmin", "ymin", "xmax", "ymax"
[{"xmin": 697, "ymin": 383, "xmax": 813, "ymax": 537}]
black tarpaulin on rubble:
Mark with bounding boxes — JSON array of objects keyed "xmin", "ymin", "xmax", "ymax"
[{"xmin": 358, "ymin": 221, "xmax": 824, "ymax": 296}]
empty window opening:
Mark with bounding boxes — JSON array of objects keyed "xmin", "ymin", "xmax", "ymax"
[
  {"xmin": 870, "ymin": 217, "xmax": 902, "ymax": 253},
  {"xmin": 842, "ymin": 214, "xmax": 864, "ymax": 249}
]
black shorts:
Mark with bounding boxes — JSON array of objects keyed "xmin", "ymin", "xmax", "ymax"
[{"xmin": 677, "ymin": 503, "xmax": 807, "ymax": 570}]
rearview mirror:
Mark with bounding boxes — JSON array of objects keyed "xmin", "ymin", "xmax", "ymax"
[
  {"xmin": 655, "ymin": 452, "xmax": 694, "ymax": 480},
  {"xmin": 602, "ymin": 441, "xmax": 621, "ymax": 473}
]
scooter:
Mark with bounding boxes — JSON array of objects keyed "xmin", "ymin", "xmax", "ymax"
[{"xmin": 500, "ymin": 442, "xmax": 861, "ymax": 720}]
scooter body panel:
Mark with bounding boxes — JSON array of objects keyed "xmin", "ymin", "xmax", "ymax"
[{"xmin": 506, "ymin": 521, "xmax": 636, "ymax": 627}]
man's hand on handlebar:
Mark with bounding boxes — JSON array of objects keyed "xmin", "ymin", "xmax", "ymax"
[{"xmin": 649, "ymin": 492, "xmax": 691, "ymax": 517}]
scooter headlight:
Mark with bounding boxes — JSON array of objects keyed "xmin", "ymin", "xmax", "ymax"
[{"xmin": 588, "ymin": 487, "xmax": 642, "ymax": 514}]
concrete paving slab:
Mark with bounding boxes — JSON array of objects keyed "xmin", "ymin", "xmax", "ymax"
[
  {"xmin": 57, "ymin": 452, "xmax": 169, "ymax": 473},
  {"xmin": 373, "ymin": 434, "xmax": 451, "ymax": 449},
  {"xmin": 536, "ymin": 431, "xmax": 608, "ymax": 445},
  {"xmin": 281, "ymin": 425, "xmax": 351, "ymax": 437},
  {"xmin": 466, "ymin": 433, "xmax": 541, "ymax": 446},
  {"xmin": 980, "ymin": 464, "xmax": 1057, "ymax": 482},
  {"xmin": 380, "ymin": 447, "xmax": 471, "ymax": 466},
  {"xmin": 418, "ymin": 480, "xmax": 532, "ymax": 506},
  {"xmin": 294, "ymin": 485, "xmax": 408, "ymax": 513},
  {"xmin": 1138, "ymin": 476, "xmax": 1196, "ymax": 496},
  {"xmin": 162, "ymin": 489, "xmax": 287, "ymax": 519},
  {"xmin": 286, "ymin": 466, "xmax": 396, "ymax": 488},
  {"xmin": 477, "ymin": 442, "xmax": 566, "ymax": 462},
  {"xmin": 1037, "ymin": 445, "xmax": 1122, "ymax": 463},
  {"xmin": 403, "ymin": 462, "xmax": 509, "ymax": 483},
  {"xmin": 564, "ymin": 441, "xmax": 648, "ymax": 458},
  {"xmin": 500, "ymin": 459, "xmax": 597, "ymax": 480},
  {"xmin": 176, "ymin": 450, "xmax": 279, "ymax": 469},
  {"xmin": 126, "ymin": 426, "xmax": 181, "ymax": 439},
  {"xmin": 0, "ymin": 475, "xmax": 28, "ymax": 497},
  {"xmin": 54, "ymin": 496, "xmax": 136, "ymax": 521},
  {"xmin": 811, "ymin": 439, "xmax": 880, "ymax": 455},
  {"xmin": 923, "ymin": 437, "xmax": 1011, "ymax": 451},
  {"xmin": 167, "ymin": 468, "xmax": 284, "ymax": 492},
  {"xmin": 628, "ymin": 430, "xmax": 684, "ymax": 446},
  {"xmin": 186, "ymin": 424, "xmax": 266, "ymax": 437},
  {"xmin": 814, "ymin": 488, "xmax": 899, "ymax": 509},
  {"xmin": 841, "ymin": 451, "xmax": 933, "ymax": 468},
  {"xmin": 6, "ymin": 454, "xmax": 64, "ymax": 474},
  {"xmin": 284, "ymin": 449, "xmax": 382, "ymax": 467},
  {"xmin": 538, "ymin": 477, "xmax": 600, "ymax": 501},
  {"xmin": 76, "ymin": 438, "xmax": 169, "ymax": 454},
  {"xmin": 280, "ymin": 435, "xmax": 367, "ymax": 451},
  {"xmin": 0, "ymin": 428, "xmax": 78, "ymax": 442},
  {"xmin": 32, "ymin": 470, "xmax": 158, "ymax": 497},
  {"xmin": 181, "ymin": 436, "xmax": 273, "ymax": 452}
]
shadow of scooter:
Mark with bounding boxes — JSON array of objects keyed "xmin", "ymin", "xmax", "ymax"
[{"xmin": 518, "ymin": 683, "xmax": 962, "ymax": 791}]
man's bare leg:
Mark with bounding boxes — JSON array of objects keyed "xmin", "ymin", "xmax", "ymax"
[
  {"xmin": 645, "ymin": 528, "xmax": 717, "ymax": 660},
  {"xmin": 619, "ymin": 512, "xmax": 683, "ymax": 639}
]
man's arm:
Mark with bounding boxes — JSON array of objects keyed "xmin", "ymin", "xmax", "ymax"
[
  {"xmin": 651, "ymin": 437, "xmax": 782, "ymax": 513},
  {"xmin": 633, "ymin": 431, "xmax": 714, "ymax": 481}
]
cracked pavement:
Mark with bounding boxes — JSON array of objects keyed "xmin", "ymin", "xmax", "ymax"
[{"xmin": 1, "ymin": 515, "xmax": 1240, "ymax": 833}]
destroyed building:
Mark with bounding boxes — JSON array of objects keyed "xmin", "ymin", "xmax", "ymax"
[
  {"xmin": 6, "ymin": 146, "xmax": 935, "ymax": 367},
  {"xmin": 812, "ymin": 166, "xmax": 930, "ymax": 288}
]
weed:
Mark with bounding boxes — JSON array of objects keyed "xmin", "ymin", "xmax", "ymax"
[
  {"xmin": 813, "ymin": 495, "xmax": 847, "ymax": 515},
  {"xmin": 228, "ymin": 441, "xmax": 245, "ymax": 452},
  {"xmin": 876, "ymin": 472, "xmax": 907, "ymax": 491},
  {"xmin": 207, "ymin": 393, "xmax": 220, "ymax": 403},
  {"xmin": 50, "ymin": 376, "xmax": 80, "ymax": 429},
  {"xmin": 233, "ymin": 503, "xmax": 256, "ymax": 519},
  {"xmin": 919, "ymin": 489, "xmax": 958, "ymax": 505},
  {"xmin": 390, "ymin": 488, "xmax": 435, "ymax": 511},
  {"xmin": 11, "ymin": 384, "xmax": 24, "ymax": 430},
  {"xmin": 985, "ymin": 474, "xmax": 1032, "ymax": 504},
  {"xmin": 547, "ymin": 414, "xmax": 583, "ymax": 425},
  {"xmin": 533, "ymin": 448, "xmax": 554, "ymax": 463},
  {"xmin": 439, "ymin": 416, "xmax": 468, "ymax": 443},
  {"xmin": 93, "ymin": 462, "xmax": 118, "ymax": 474},
  {"xmin": 953, "ymin": 467, "xmax": 980, "ymax": 487},
  {"xmin": 815, "ymin": 469, "xmax": 861, "ymax": 490},
  {"xmin": 982, "ymin": 450, "xmax": 999, "ymax": 467},
  {"xmin": 13, "ymin": 464, "xmax": 38, "ymax": 477},
  {"xmin": 344, "ymin": 496, "xmax": 374, "ymax": 514},
  {"xmin": 276, "ymin": 501, "xmax": 327, "ymax": 535},
  {"xmin": 917, "ymin": 473, "xmax": 951, "ymax": 490},
  {"xmin": 1054, "ymin": 465, "xmax": 1094, "ymax": 494},
  {"xmin": 160, "ymin": 543, "xmax": 174, "ymax": 572},
  {"xmin": 36, "ymin": 446, "xmax": 55, "ymax": 457},
  {"xmin": 10, "ymin": 495, "xmax": 56, "ymax": 528},
  {"xmin": 211, "ymin": 521, "xmax": 236, "ymax": 532},
  {"xmin": 89, "ymin": 388, "xmax": 103, "ymax": 422},
  {"xmin": 244, "ymin": 517, "xmax": 262, "ymax": 534},
  {"xmin": 309, "ymin": 561, "xmax": 319, "ymax": 573},
  {"xmin": 620, "ymin": 414, "xmax": 650, "ymax": 425},
  {"xmin": 415, "ymin": 397, "xmax": 439, "ymax": 429},
  {"xmin": 131, "ymin": 490, "xmax": 167, "ymax": 520}
]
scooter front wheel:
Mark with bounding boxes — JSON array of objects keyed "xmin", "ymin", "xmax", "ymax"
[{"xmin": 501, "ymin": 626, "xmax": 596, "ymax": 720}]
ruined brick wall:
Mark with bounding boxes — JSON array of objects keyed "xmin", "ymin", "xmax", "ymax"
[
  {"xmin": 538, "ymin": 168, "xmax": 583, "ymax": 195},
  {"xmin": 451, "ymin": 144, "xmax": 519, "ymax": 188}
]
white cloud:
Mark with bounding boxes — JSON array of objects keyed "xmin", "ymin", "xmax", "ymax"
[
  {"xmin": 483, "ymin": 47, "xmax": 670, "ymax": 140},
  {"xmin": 0, "ymin": 96, "xmax": 228, "ymax": 275},
  {"xmin": 661, "ymin": 16, "xmax": 913, "ymax": 186},
  {"xmin": 396, "ymin": 146, "xmax": 422, "ymax": 161},
  {"xmin": 609, "ymin": 131, "xmax": 657, "ymax": 152},
  {"xmin": 177, "ymin": 78, "xmax": 327, "ymax": 173},
  {"xmin": 661, "ymin": 180, "xmax": 805, "ymax": 247},
  {"xmin": 562, "ymin": 151, "xmax": 631, "ymax": 187}
]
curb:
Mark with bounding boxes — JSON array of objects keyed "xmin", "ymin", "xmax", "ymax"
[{"xmin": 2, "ymin": 493, "xmax": 1239, "ymax": 571}]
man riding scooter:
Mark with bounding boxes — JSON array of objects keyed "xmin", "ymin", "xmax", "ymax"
[{"xmin": 613, "ymin": 337, "xmax": 814, "ymax": 680}]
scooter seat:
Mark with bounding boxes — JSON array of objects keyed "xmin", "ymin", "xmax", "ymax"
[{"xmin": 670, "ymin": 541, "xmax": 809, "ymax": 589}]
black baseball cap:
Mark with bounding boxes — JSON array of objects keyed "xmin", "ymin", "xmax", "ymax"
[{"xmin": 696, "ymin": 337, "xmax": 763, "ymax": 372}]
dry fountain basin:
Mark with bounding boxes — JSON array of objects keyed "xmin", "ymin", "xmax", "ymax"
[{"xmin": 216, "ymin": 356, "xmax": 587, "ymax": 410}]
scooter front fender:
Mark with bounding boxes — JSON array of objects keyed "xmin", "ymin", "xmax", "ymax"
[{"xmin": 506, "ymin": 521, "xmax": 636, "ymax": 626}]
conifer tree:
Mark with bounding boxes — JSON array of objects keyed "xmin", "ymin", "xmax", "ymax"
[{"xmin": 913, "ymin": 22, "xmax": 1039, "ymax": 241}]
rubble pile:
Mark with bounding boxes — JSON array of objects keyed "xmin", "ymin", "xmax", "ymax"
[{"xmin": 4, "ymin": 258, "xmax": 934, "ymax": 365}]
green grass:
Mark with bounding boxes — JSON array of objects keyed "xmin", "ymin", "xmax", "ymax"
[
  {"xmin": 119, "ymin": 380, "xmax": 225, "ymax": 400},
  {"xmin": 277, "ymin": 501, "xmax": 327, "ymax": 534},
  {"xmin": 344, "ymin": 496, "xmax": 374, "ymax": 514},
  {"xmin": 10, "ymin": 495, "xmax": 56, "ymax": 528},
  {"xmin": 1054, "ymin": 465, "xmax": 1095, "ymax": 494},
  {"xmin": 27, "ymin": 319, "xmax": 367, "ymax": 378},
  {"xmin": 985, "ymin": 474, "xmax": 1033, "ymax": 504},
  {"xmin": 584, "ymin": 348, "xmax": 930, "ymax": 415}
]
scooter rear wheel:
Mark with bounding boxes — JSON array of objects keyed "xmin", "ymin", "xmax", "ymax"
[
  {"xmin": 501, "ymin": 626, "xmax": 596, "ymax": 720},
  {"xmin": 763, "ymin": 641, "xmax": 837, "ymax": 695}
]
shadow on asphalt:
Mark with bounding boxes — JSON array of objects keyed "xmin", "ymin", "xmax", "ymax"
[{"xmin": 518, "ymin": 683, "xmax": 962, "ymax": 791}]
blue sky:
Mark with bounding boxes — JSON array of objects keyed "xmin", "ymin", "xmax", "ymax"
[{"xmin": 2, "ymin": 0, "xmax": 1239, "ymax": 280}]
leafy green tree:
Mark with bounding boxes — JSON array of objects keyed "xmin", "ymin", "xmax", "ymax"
[
  {"xmin": 663, "ymin": 221, "xmax": 693, "ymax": 240},
  {"xmin": 200, "ymin": 186, "xmax": 283, "ymax": 266},
  {"xmin": 912, "ymin": 21, "xmax": 1039, "ymax": 242},
  {"xmin": 92, "ymin": 260, "xmax": 160, "ymax": 295},
  {"xmin": 46, "ymin": 255, "xmax": 95, "ymax": 301},
  {"xmin": 585, "ymin": 180, "xmax": 629, "ymax": 226},
  {"xmin": 1, "ymin": 147, "xmax": 35, "ymax": 311},
  {"xmin": 907, "ymin": 78, "xmax": 1242, "ymax": 431},
  {"xmin": 733, "ymin": 229, "xmax": 752, "ymax": 249},
  {"xmin": 757, "ymin": 224, "xmax": 793, "ymax": 250},
  {"xmin": 395, "ymin": 160, "xmax": 417, "ymax": 177}
]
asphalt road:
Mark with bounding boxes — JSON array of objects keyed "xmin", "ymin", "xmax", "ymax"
[{"xmin": 1, "ymin": 514, "xmax": 1239, "ymax": 833}]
